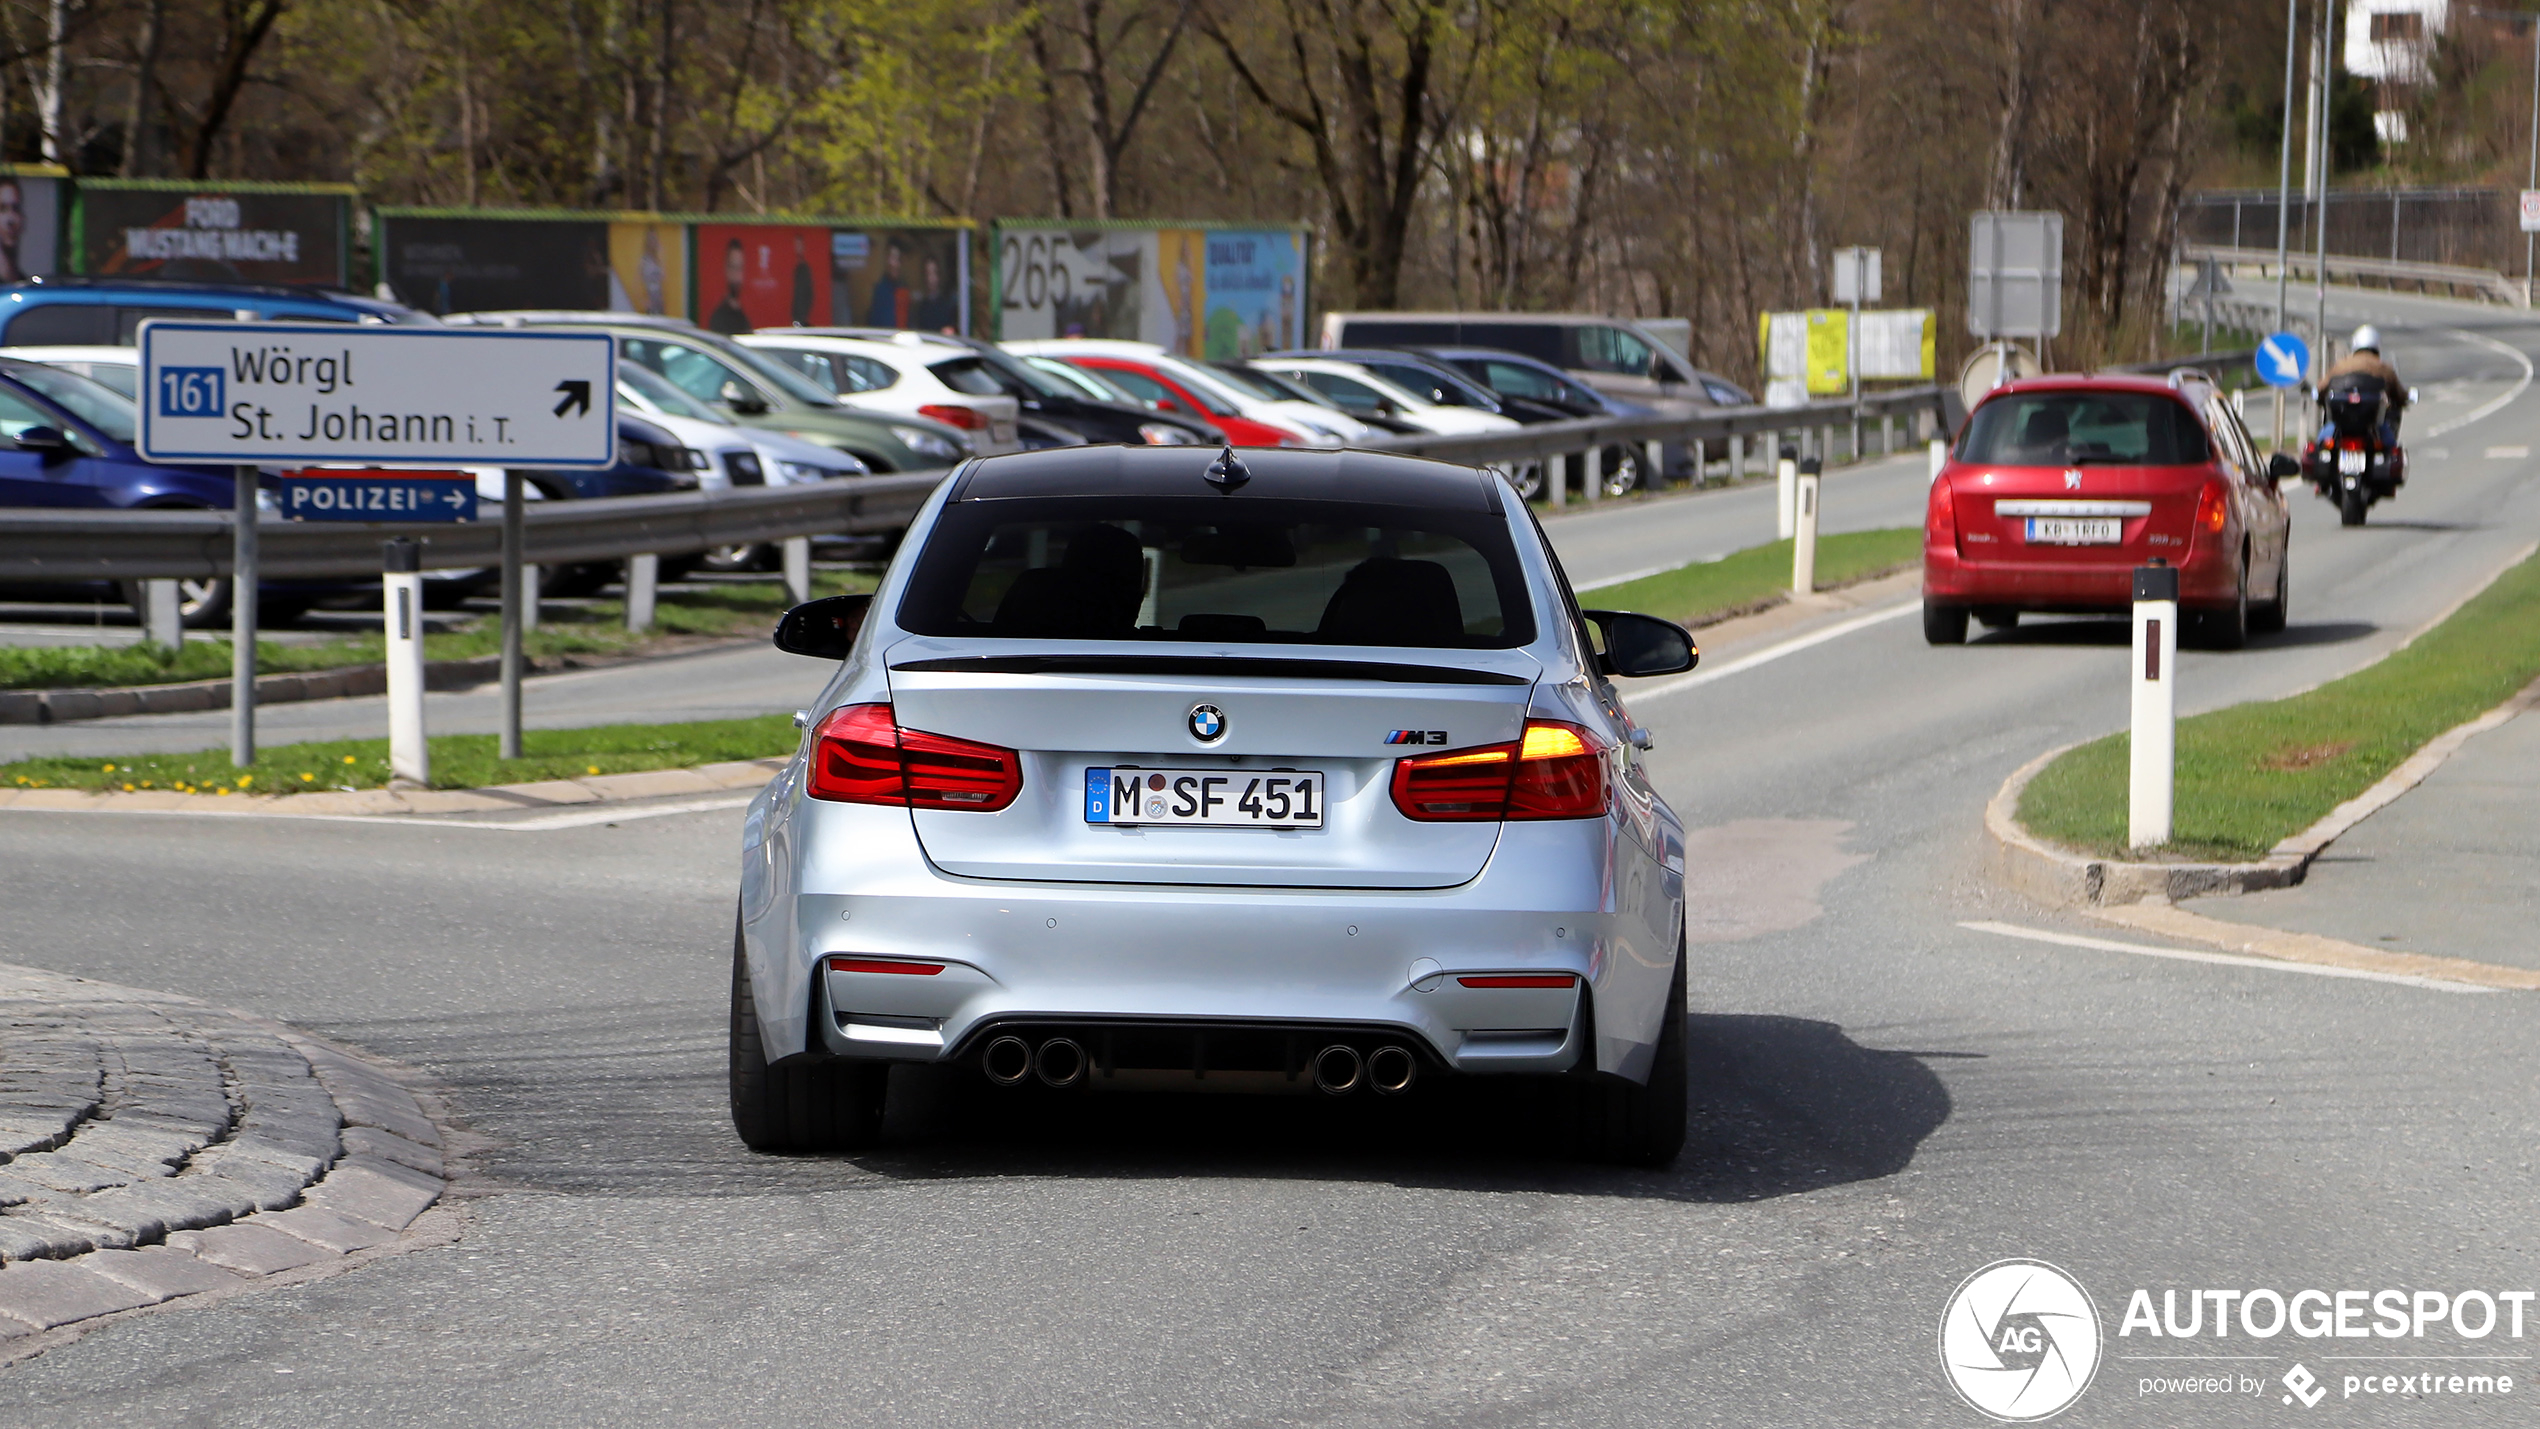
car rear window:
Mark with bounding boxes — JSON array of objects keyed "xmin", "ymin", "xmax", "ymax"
[
  {"xmin": 898, "ymin": 496, "xmax": 1535, "ymax": 648},
  {"xmin": 929, "ymin": 357, "xmax": 1004, "ymax": 397},
  {"xmin": 1958, "ymin": 392, "xmax": 2210, "ymax": 466}
]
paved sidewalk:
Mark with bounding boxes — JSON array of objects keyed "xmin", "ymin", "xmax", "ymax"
[
  {"xmin": 2189, "ymin": 700, "xmax": 2540, "ymax": 972},
  {"xmin": 0, "ymin": 963, "xmax": 449, "ymax": 1347}
]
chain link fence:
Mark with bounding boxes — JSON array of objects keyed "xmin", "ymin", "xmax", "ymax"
[{"xmin": 2182, "ymin": 189, "xmax": 2523, "ymax": 276}]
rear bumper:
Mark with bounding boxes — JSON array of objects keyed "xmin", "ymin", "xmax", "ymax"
[
  {"xmin": 1923, "ymin": 538, "xmax": 2240, "ymax": 611},
  {"xmin": 740, "ymin": 788, "xmax": 1682, "ymax": 1084}
]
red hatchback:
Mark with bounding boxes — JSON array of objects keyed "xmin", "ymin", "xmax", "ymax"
[{"xmin": 1923, "ymin": 374, "xmax": 2293, "ymax": 649}]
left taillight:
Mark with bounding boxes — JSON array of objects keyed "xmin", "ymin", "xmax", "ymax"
[
  {"xmin": 1390, "ymin": 720, "xmax": 1608, "ymax": 822},
  {"xmin": 806, "ymin": 703, "xmax": 1022, "ymax": 810},
  {"xmin": 917, "ymin": 403, "xmax": 988, "ymax": 431}
]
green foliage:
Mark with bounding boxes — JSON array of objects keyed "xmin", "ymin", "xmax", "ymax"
[
  {"xmin": 2019, "ymin": 550, "xmax": 2540, "ymax": 860},
  {"xmin": 1585, "ymin": 527, "xmax": 1923, "ymax": 629}
]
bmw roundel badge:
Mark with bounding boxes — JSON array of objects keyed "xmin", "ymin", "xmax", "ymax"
[{"xmin": 1188, "ymin": 704, "xmax": 1226, "ymax": 742}]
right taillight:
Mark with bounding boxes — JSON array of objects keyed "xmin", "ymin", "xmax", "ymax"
[
  {"xmin": 806, "ymin": 703, "xmax": 1021, "ymax": 810},
  {"xmin": 2196, "ymin": 480, "xmax": 2229, "ymax": 534},
  {"xmin": 1390, "ymin": 720, "xmax": 1608, "ymax": 822},
  {"xmin": 1927, "ymin": 476, "xmax": 1958, "ymax": 547},
  {"xmin": 917, "ymin": 403, "xmax": 988, "ymax": 431}
]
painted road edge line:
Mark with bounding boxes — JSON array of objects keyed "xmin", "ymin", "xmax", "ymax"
[
  {"xmin": 2424, "ymin": 325, "xmax": 2535, "ymax": 439},
  {"xmin": 2086, "ymin": 902, "xmax": 2540, "ymax": 992},
  {"xmin": 1959, "ymin": 920, "xmax": 2498, "ymax": 995},
  {"xmin": 1633, "ymin": 599, "xmax": 1920, "ymax": 700}
]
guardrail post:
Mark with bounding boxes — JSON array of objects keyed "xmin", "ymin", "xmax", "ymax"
[
  {"xmin": 1792, "ymin": 457, "xmax": 1822, "ymax": 595},
  {"xmin": 1547, "ymin": 452, "xmax": 1566, "ymax": 509},
  {"xmin": 1776, "ymin": 445, "xmax": 1798, "ymax": 539},
  {"xmin": 625, "ymin": 553, "xmax": 658, "ymax": 633},
  {"xmin": 500, "ymin": 471, "xmax": 525, "ymax": 761},
  {"xmin": 1646, "ymin": 439, "xmax": 1666, "ymax": 489},
  {"xmin": 1880, "ymin": 413, "xmax": 1895, "ymax": 457},
  {"xmin": 383, "ymin": 537, "xmax": 428, "ymax": 787},
  {"xmin": 2129, "ymin": 561, "xmax": 2179, "ymax": 850},
  {"xmin": 1583, "ymin": 449, "xmax": 1601, "ymax": 505},
  {"xmin": 1729, "ymin": 434, "xmax": 1746, "ymax": 485},
  {"xmin": 783, "ymin": 537, "xmax": 812, "ymax": 604},
  {"xmin": 230, "ymin": 465, "xmax": 258, "ymax": 769},
  {"xmin": 1689, "ymin": 438, "xmax": 1706, "ymax": 488},
  {"xmin": 144, "ymin": 580, "xmax": 181, "ymax": 649}
]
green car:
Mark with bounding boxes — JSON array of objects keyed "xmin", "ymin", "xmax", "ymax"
[{"xmin": 442, "ymin": 312, "xmax": 974, "ymax": 473}]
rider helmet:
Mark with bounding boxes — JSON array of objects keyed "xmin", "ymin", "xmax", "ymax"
[{"xmin": 2351, "ymin": 324, "xmax": 2382, "ymax": 355}]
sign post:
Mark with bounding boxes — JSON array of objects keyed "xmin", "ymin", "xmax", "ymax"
[
  {"xmin": 138, "ymin": 322, "xmax": 616, "ymax": 769},
  {"xmin": 383, "ymin": 537, "xmax": 428, "ymax": 785},
  {"xmin": 502, "ymin": 472, "xmax": 527, "ymax": 760},
  {"xmin": 1833, "ymin": 247, "xmax": 1881, "ymax": 455},
  {"xmin": 2130, "ymin": 562, "xmax": 2179, "ymax": 850}
]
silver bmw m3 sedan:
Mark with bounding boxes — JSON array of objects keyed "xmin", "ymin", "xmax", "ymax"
[{"xmin": 734, "ymin": 444, "xmax": 1698, "ymax": 1163}]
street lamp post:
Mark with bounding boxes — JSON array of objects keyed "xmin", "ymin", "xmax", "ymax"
[{"xmin": 2273, "ymin": 0, "xmax": 2301, "ymax": 447}]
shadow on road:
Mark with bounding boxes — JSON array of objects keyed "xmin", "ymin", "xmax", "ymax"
[
  {"xmin": 1970, "ymin": 617, "xmax": 2376, "ymax": 651},
  {"xmin": 2255, "ymin": 620, "xmax": 2378, "ymax": 648}
]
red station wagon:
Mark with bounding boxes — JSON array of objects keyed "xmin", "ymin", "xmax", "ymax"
[{"xmin": 1923, "ymin": 373, "xmax": 2293, "ymax": 649}]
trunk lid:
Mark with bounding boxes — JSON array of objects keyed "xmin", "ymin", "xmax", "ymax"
[{"xmin": 1951, "ymin": 463, "xmax": 2204, "ymax": 568}]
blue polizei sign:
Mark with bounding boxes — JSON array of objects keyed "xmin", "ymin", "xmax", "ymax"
[
  {"xmin": 2257, "ymin": 331, "xmax": 2310, "ymax": 389},
  {"xmin": 274, "ymin": 469, "xmax": 477, "ymax": 523}
]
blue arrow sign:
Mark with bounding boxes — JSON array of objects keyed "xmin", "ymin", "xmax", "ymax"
[
  {"xmin": 275, "ymin": 470, "xmax": 478, "ymax": 523},
  {"xmin": 2257, "ymin": 331, "xmax": 2310, "ymax": 390}
]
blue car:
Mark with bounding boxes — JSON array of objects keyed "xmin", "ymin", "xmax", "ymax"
[{"xmin": 0, "ymin": 275, "xmax": 427, "ymax": 348}]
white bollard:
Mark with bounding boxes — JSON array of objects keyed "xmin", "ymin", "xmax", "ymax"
[
  {"xmin": 522, "ymin": 564, "xmax": 541, "ymax": 632},
  {"xmin": 144, "ymin": 579, "xmax": 182, "ymax": 648},
  {"xmin": 625, "ymin": 553, "xmax": 658, "ymax": 633},
  {"xmin": 782, "ymin": 537, "xmax": 812, "ymax": 605},
  {"xmin": 2129, "ymin": 562, "xmax": 2179, "ymax": 850},
  {"xmin": 1792, "ymin": 457, "xmax": 1821, "ymax": 595},
  {"xmin": 1776, "ymin": 446, "xmax": 1797, "ymax": 539},
  {"xmin": 1547, "ymin": 452, "xmax": 1567, "ymax": 509},
  {"xmin": 383, "ymin": 538, "xmax": 429, "ymax": 787},
  {"xmin": 1928, "ymin": 437, "xmax": 1946, "ymax": 483}
]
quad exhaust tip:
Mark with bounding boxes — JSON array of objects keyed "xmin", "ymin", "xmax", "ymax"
[
  {"xmin": 981, "ymin": 1035, "xmax": 1032, "ymax": 1086},
  {"xmin": 1366, "ymin": 1045, "xmax": 1417, "ymax": 1096},
  {"xmin": 1034, "ymin": 1036, "xmax": 1088, "ymax": 1088},
  {"xmin": 1312, "ymin": 1044, "xmax": 1363, "ymax": 1095}
]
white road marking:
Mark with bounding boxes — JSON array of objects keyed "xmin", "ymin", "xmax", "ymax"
[
  {"xmin": 2423, "ymin": 326, "xmax": 2535, "ymax": 438},
  {"xmin": 2486, "ymin": 446, "xmax": 2529, "ymax": 460},
  {"xmin": 1959, "ymin": 920, "xmax": 2495, "ymax": 994},
  {"xmin": 1633, "ymin": 600, "xmax": 1920, "ymax": 700}
]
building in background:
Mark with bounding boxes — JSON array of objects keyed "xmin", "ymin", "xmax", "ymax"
[{"xmin": 2345, "ymin": 0, "xmax": 2447, "ymax": 144}]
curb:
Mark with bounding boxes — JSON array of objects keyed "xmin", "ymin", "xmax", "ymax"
[
  {"xmin": 1984, "ymin": 671, "xmax": 2540, "ymax": 907},
  {"xmin": 0, "ymin": 655, "xmax": 502, "ymax": 726},
  {"xmin": 0, "ymin": 757, "xmax": 784, "ymax": 819}
]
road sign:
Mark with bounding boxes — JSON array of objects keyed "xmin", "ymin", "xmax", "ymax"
[
  {"xmin": 136, "ymin": 322, "xmax": 617, "ymax": 467},
  {"xmin": 2257, "ymin": 331, "xmax": 2310, "ymax": 389},
  {"xmin": 1967, "ymin": 211, "xmax": 2063, "ymax": 340},
  {"xmin": 1832, "ymin": 247, "xmax": 1882, "ymax": 304},
  {"xmin": 2521, "ymin": 190, "xmax": 2540, "ymax": 233},
  {"xmin": 2182, "ymin": 257, "xmax": 2231, "ymax": 299},
  {"xmin": 275, "ymin": 469, "xmax": 477, "ymax": 522}
]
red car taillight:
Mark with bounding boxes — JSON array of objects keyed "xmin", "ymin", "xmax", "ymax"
[
  {"xmin": 2195, "ymin": 480, "xmax": 2229, "ymax": 534},
  {"xmin": 1390, "ymin": 720, "xmax": 1608, "ymax": 822},
  {"xmin": 917, "ymin": 404, "xmax": 987, "ymax": 431},
  {"xmin": 806, "ymin": 703, "xmax": 1022, "ymax": 810},
  {"xmin": 1927, "ymin": 478, "xmax": 1958, "ymax": 546}
]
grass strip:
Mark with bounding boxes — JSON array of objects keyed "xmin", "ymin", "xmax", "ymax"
[
  {"xmin": 1586, "ymin": 527, "xmax": 1922, "ymax": 629},
  {"xmin": 0, "ymin": 569, "xmax": 873, "ymax": 691},
  {"xmin": 2018, "ymin": 548, "xmax": 2540, "ymax": 861},
  {"xmin": 0, "ymin": 715, "xmax": 798, "ymax": 795}
]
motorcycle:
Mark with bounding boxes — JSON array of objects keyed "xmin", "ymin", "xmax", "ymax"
[{"xmin": 2300, "ymin": 373, "xmax": 2406, "ymax": 527}]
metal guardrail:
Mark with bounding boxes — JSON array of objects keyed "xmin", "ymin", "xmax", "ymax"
[
  {"xmin": 2182, "ymin": 244, "xmax": 2527, "ymax": 309},
  {"xmin": 0, "ymin": 471, "xmax": 950, "ymax": 583},
  {"xmin": 1358, "ymin": 384, "xmax": 1959, "ymax": 469}
]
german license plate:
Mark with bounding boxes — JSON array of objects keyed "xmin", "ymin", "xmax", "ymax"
[
  {"xmin": 1084, "ymin": 768, "xmax": 1324, "ymax": 828},
  {"xmin": 2025, "ymin": 517, "xmax": 2122, "ymax": 545}
]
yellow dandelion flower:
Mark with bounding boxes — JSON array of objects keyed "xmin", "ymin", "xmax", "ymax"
[
  {"xmin": 122, "ymin": 784, "xmax": 134, "ymax": 792},
  {"xmin": 300, "ymin": 772, "xmax": 315, "ymax": 782},
  {"xmin": 102, "ymin": 763, "xmax": 115, "ymax": 773},
  {"xmin": 586, "ymin": 765, "xmax": 600, "ymax": 775},
  {"xmin": 343, "ymin": 754, "xmax": 357, "ymax": 764},
  {"xmin": 216, "ymin": 787, "xmax": 230, "ymax": 796},
  {"xmin": 236, "ymin": 774, "xmax": 253, "ymax": 787}
]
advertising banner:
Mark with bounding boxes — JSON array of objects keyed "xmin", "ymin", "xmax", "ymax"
[
  {"xmin": 77, "ymin": 182, "xmax": 349, "ymax": 286},
  {"xmin": 376, "ymin": 212, "xmax": 685, "ymax": 318},
  {"xmin": 994, "ymin": 223, "xmax": 1310, "ymax": 357},
  {"xmin": 0, "ymin": 167, "xmax": 63, "ymax": 281},
  {"xmin": 691, "ymin": 223, "xmax": 967, "ymax": 335},
  {"xmin": 1761, "ymin": 307, "xmax": 1937, "ymax": 405}
]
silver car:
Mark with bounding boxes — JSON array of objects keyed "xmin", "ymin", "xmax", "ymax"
[{"xmin": 734, "ymin": 445, "xmax": 1698, "ymax": 1163}]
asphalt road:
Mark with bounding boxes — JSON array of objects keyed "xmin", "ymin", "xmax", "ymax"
[{"xmin": 3, "ymin": 290, "xmax": 2536, "ymax": 1427}]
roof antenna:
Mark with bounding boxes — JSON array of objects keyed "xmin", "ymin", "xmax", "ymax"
[{"xmin": 1204, "ymin": 444, "xmax": 1250, "ymax": 492}]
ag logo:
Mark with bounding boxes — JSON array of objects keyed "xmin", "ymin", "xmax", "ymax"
[
  {"xmin": 1939, "ymin": 1259, "xmax": 2102, "ymax": 1421},
  {"xmin": 1187, "ymin": 704, "xmax": 1226, "ymax": 742}
]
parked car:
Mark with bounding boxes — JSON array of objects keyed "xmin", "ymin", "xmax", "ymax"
[
  {"xmin": 0, "ymin": 344, "xmax": 139, "ymax": 396},
  {"xmin": 737, "ymin": 442, "xmax": 1699, "ymax": 1164},
  {"xmin": 1922, "ymin": 372, "xmax": 2292, "ymax": 649},
  {"xmin": 618, "ymin": 363, "xmax": 867, "ymax": 572},
  {"xmin": 1013, "ymin": 354, "xmax": 1221, "ymax": 443},
  {"xmin": 441, "ymin": 312, "xmax": 974, "ymax": 474},
  {"xmin": 740, "ymin": 326, "xmax": 1210, "ymax": 449},
  {"xmin": 0, "ymin": 275, "xmax": 428, "ymax": 347},
  {"xmin": 1204, "ymin": 361, "xmax": 1421, "ymax": 435},
  {"xmin": 735, "ymin": 331, "xmax": 1024, "ymax": 455},
  {"xmin": 1320, "ymin": 311, "xmax": 1749, "ymax": 411},
  {"xmin": 1245, "ymin": 356, "xmax": 1522, "ymax": 437},
  {"xmin": 1418, "ymin": 346, "xmax": 1666, "ymax": 497},
  {"xmin": 1003, "ymin": 339, "xmax": 1365, "ymax": 448},
  {"xmin": 1264, "ymin": 346, "xmax": 1565, "ymax": 423}
]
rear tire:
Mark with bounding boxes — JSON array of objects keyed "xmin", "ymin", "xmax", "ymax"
[
  {"xmin": 2195, "ymin": 559, "xmax": 2249, "ymax": 651},
  {"xmin": 2250, "ymin": 555, "xmax": 2289, "ymax": 635},
  {"xmin": 1923, "ymin": 601, "xmax": 1968, "ymax": 645},
  {"xmin": 2340, "ymin": 487, "xmax": 2368, "ymax": 526},
  {"xmin": 729, "ymin": 920, "xmax": 887, "ymax": 1153},
  {"xmin": 1573, "ymin": 939, "xmax": 1687, "ymax": 1167}
]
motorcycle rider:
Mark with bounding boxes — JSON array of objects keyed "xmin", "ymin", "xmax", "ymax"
[{"xmin": 2320, "ymin": 324, "xmax": 2406, "ymax": 445}]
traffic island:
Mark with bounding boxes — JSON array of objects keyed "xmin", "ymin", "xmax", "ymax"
[{"xmin": 0, "ymin": 962, "xmax": 455, "ymax": 1354}]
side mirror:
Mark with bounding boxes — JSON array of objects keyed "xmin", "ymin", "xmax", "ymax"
[
  {"xmin": 2267, "ymin": 452, "xmax": 2301, "ymax": 482},
  {"xmin": 15, "ymin": 425, "xmax": 70, "ymax": 457},
  {"xmin": 773, "ymin": 593, "xmax": 872, "ymax": 659},
  {"xmin": 719, "ymin": 380, "xmax": 770, "ymax": 415},
  {"xmin": 1581, "ymin": 609, "xmax": 1697, "ymax": 678}
]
